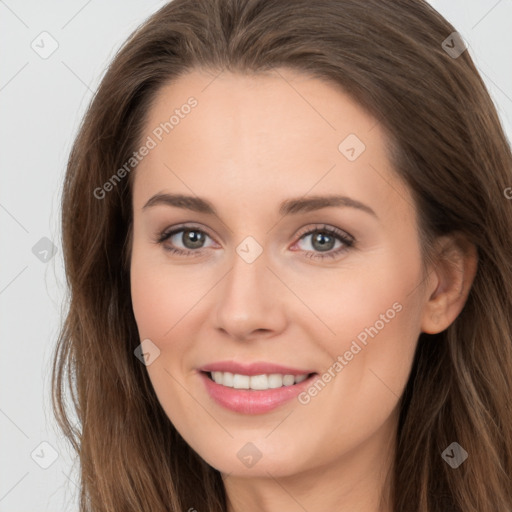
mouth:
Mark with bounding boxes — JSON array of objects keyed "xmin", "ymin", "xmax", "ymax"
[
  {"xmin": 201, "ymin": 370, "xmax": 318, "ymax": 390},
  {"xmin": 198, "ymin": 370, "xmax": 319, "ymax": 414}
]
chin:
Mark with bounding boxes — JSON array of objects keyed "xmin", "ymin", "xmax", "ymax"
[{"xmin": 193, "ymin": 440, "xmax": 308, "ymax": 478}]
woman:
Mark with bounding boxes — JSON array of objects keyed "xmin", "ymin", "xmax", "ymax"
[{"xmin": 52, "ymin": 0, "xmax": 512, "ymax": 511}]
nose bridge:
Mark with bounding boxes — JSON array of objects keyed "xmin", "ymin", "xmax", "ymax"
[
  {"xmin": 224, "ymin": 234, "xmax": 269, "ymax": 305},
  {"xmin": 213, "ymin": 231, "xmax": 283, "ymax": 338}
]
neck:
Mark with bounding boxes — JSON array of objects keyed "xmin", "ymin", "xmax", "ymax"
[{"xmin": 222, "ymin": 409, "xmax": 397, "ymax": 512}]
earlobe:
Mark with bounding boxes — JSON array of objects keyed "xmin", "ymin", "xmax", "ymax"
[{"xmin": 420, "ymin": 233, "xmax": 478, "ymax": 335}]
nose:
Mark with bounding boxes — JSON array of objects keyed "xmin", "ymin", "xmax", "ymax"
[{"xmin": 213, "ymin": 242, "xmax": 287, "ymax": 341}]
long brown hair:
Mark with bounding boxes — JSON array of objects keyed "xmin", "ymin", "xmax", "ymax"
[{"xmin": 52, "ymin": 0, "xmax": 512, "ymax": 510}]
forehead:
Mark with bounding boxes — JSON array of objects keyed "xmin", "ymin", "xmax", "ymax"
[
  {"xmin": 132, "ymin": 68, "xmax": 413, "ymax": 223},
  {"xmin": 142, "ymin": 68, "xmax": 378, "ymax": 153}
]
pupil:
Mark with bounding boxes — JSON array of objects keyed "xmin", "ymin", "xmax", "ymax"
[
  {"xmin": 184, "ymin": 229, "xmax": 204, "ymax": 249},
  {"xmin": 313, "ymin": 231, "xmax": 334, "ymax": 252}
]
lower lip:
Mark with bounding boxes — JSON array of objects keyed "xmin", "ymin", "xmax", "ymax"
[{"xmin": 198, "ymin": 371, "xmax": 318, "ymax": 414}]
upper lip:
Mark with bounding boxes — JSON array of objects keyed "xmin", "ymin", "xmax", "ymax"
[{"xmin": 199, "ymin": 361, "xmax": 316, "ymax": 376}]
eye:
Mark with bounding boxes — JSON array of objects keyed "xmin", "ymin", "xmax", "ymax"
[
  {"xmin": 154, "ymin": 223, "xmax": 355, "ymax": 260},
  {"xmin": 155, "ymin": 225, "xmax": 215, "ymax": 257},
  {"xmin": 292, "ymin": 224, "xmax": 354, "ymax": 260}
]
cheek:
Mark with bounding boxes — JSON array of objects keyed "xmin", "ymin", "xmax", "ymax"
[
  {"xmin": 295, "ymin": 293, "xmax": 421, "ymax": 465},
  {"xmin": 129, "ymin": 249, "xmax": 202, "ymax": 428},
  {"xmin": 130, "ymin": 245, "xmax": 210, "ymax": 339},
  {"xmin": 305, "ymin": 246, "xmax": 423, "ymax": 407},
  {"xmin": 130, "ymin": 264, "xmax": 171, "ymax": 338},
  {"xmin": 319, "ymin": 284, "xmax": 418, "ymax": 405},
  {"xmin": 298, "ymin": 258, "xmax": 420, "ymax": 351},
  {"xmin": 339, "ymin": 234, "xmax": 422, "ymax": 336}
]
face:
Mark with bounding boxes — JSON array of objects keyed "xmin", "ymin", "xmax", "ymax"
[{"xmin": 130, "ymin": 68, "xmax": 430, "ymax": 478}]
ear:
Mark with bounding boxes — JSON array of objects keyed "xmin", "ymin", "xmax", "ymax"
[{"xmin": 421, "ymin": 233, "xmax": 478, "ymax": 334}]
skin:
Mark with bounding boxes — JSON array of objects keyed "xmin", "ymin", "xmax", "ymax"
[{"xmin": 129, "ymin": 68, "xmax": 477, "ymax": 512}]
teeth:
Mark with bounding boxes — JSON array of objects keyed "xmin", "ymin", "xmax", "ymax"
[
  {"xmin": 294, "ymin": 374, "xmax": 308, "ymax": 384},
  {"xmin": 282, "ymin": 374, "xmax": 295, "ymax": 386},
  {"xmin": 232, "ymin": 373, "xmax": 249, "ymax": 389},
  {"xmin": 210, "ymin": 371, "xmax": 310, "ymax": 390}
]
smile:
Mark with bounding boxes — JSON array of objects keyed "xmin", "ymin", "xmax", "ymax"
[
  {"xmin": 199, "ymin": 370, "xmax": 319, "ymax": 414},
  {"xmin": 208, "ymin": 371, "xmax": 310, "ymax": 389}
]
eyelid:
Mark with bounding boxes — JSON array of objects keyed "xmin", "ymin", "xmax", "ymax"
[
  {"xmin": 156, "ymin": 223, "xmax": 216, "ymax": 243},
  {"xmin": 157, "ymin": 222, "xmax": 353, "ymax": 242},
  {"xmin": 156, "ymin": 222, "xmax": 355, "ymax": 258},
  {"xmin": 294, "ymin": 223, "xmax": 354, "ymax": 244}
]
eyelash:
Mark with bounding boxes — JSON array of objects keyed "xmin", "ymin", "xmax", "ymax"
[{"xmin": 155, "ymin": 223, "xmax": 355, "ymax": 260}]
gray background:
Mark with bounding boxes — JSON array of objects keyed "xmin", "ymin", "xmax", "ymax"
[{"xmin": 1, "ymin": 1, "xmax": 511, "ymax": 510}]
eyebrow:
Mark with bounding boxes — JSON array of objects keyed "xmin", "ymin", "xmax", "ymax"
[{"xmin": 142, "ymin": 192, "xmax": 377, "ymax": 218}]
